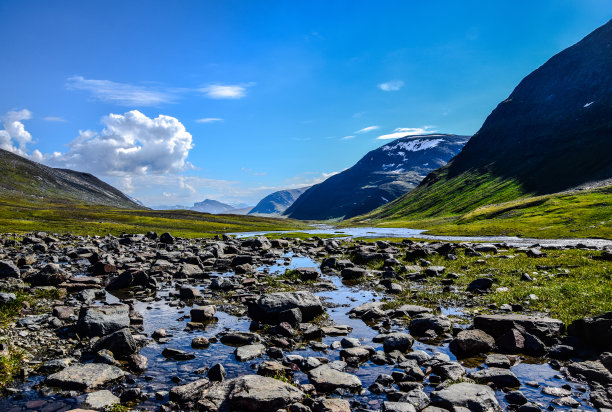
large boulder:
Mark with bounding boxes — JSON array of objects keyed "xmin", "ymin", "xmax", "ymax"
[
  {"xmin": 308, "ymin": 365, "xmax": 362, "ymax": 392},
  {"xmin": 568, "ymin": 311, "xmax": 612, "ymax": 350},
  {"xmin": 449, "ymin": 329, "xmax": 496, "ymax": 358},
  {"xmin": 45, "ymin": 363, "xmax": 125, "ymax": 390},
  {"xmin": 106, "ymin": 270, "xmax": 157, "ymax": 291},
  {"xmin": 0, "ymin": 260, "xmax": 20, "ymax": 278},
  {"xmin": 430, "ymin": 382, "xmax": 501, "ymax": 411},
  {"xmin": 198, "ymin": 375, "xmax": 304, "ymax": 411},
  {"xmin": 76, "ymin": 304, "xmax": 130, "ymax": 337},
  {"xmin": 248, "ymin": 291, "xmax": 324, "ymax": 323},
  {"xmin": 473, "ymin": 314, "xmax": 564, "ymax": 345}
]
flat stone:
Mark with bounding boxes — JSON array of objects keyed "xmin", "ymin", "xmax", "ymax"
[
  {"xmin": 45, "ymin": 363, "xmax": 125, "ymax": 390},
  {"xmin": 468, "ymin": 367, "xmax": 520, "ymax": 388},
  {"xmin": 235, "ymin": 344, "xmax": 265, "ymax": 362},
  {"xmin": 83, "ymin": 390, "xmax": 120, "ymax": 409},
  {"xmin": 431, "ymin": 382, "xmax": 501, "ymax": 411},
  {"xmin": 473, "ymin": 314, "xmax": 564, "ymax": 344},
  {"xmin": 308, "ymin": 365, "xmax": 362, "ymax": 392}
]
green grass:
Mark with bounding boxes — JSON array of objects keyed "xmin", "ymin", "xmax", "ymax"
[
  {"xmin": 383, "ymin": 247, "xmax": 612, "ymax": 324},
  {"xmin": 0, "ymin": 288, "xmax": 62, "ymax": 388},
  {"xmin": 0, "ymin": 348, "xmax": 23, "ymax": 389},
  {"xmin": 0, "ymin": 197, "xmax": 310, "ymax": 238},
  {"xmin": 350, "ymin": 181, "xmax": 612, "ymax": 239}
]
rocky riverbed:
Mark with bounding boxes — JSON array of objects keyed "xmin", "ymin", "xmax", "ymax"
[{"xmin": 0, "ymin": 232, "xmax": 611, "ymax": 411}]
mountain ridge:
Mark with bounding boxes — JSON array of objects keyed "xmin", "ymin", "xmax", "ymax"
[
  {"xmin": 363, "ymin": 19, "xmax": 612, "ymax": 222},
  {"xmin": 284, "ymin": 134, "xmax": 469, "ymax": 220},
  {"xmin": 0, "ymin": 148, "xmax": 145, "ymax": 209}
]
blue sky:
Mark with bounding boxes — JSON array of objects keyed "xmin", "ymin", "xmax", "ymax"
[{"xmin": 0, "ymin": 1, "xmax": 610, "ymax": 207}]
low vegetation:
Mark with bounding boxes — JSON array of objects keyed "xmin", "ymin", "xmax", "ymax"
[
  {"xmin": 353, "ymin": 183, "xmax": 612, "ymax": 239},
  {"xmin": 0, "ymin": 197, "xmax": 309, "ymax": 238},
  {"xmin": 380, "ymin": 247, "xmax": 612, "ymax": 324}
]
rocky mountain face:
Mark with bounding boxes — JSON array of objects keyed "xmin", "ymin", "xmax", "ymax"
[
  {"xmin": 0, "ymin": 149, "xmax": 144, "ymax": 209},
  {"xmin": 366, "ymin": 19, "xmax": 612, "ymax": 221},
  {"xmin": 284, "ymin": 134, "xmax": 468, "ymax": 220},
  {"xmin": 248, "ymin": 187, "xmax": 310, "ymax": 215}
]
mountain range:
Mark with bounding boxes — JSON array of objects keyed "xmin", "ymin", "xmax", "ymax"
[
  {"xmin": 284, "ymin": 134, "xmax": 468, "ymax": 220},
  {"xmin": 362, "ymin": 19, "xmax": 612, "ymax": 222}
]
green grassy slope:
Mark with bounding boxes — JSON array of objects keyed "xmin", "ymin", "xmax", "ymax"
[
  {"xmin": 352, "ymin": 184, "xmax": 612, "ymax": 239},
  {"xmin": 0, "ymin": 197, "xmax": 308, "ymax": 237}
]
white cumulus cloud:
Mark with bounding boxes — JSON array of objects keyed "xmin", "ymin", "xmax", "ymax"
[
  {"xmin": 0, "ymin": 109, "xmax": 33, "ymax": 155},
  {"xmin": 378, "ymin": 80, "xmax": 404, "ymax": 92},
  {"xmin": 45, "ymin": 110, "xmax": 194, "ymax": 176},
  {"xmin": 377, "ymin": 126, "xmax": 438, "ymax": 140},
  {"xmin": 201, "ymin": 84, "xmax": 247, "ymax": 99}
]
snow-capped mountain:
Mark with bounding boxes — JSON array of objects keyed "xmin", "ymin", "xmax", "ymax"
[{"xmin": 284, "ymin": 134, "xmax": 468, "ymax": 220}]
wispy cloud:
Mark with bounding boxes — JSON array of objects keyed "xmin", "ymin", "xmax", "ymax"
[
  {"xmin": 341, "ymin": 135, "xmax": 355, "ymax": 140},
  {"xmin": 355, "ymin": 125, "xmax": 379, "ymax": 134},
  {"xmin": 378, "ymin": 80, "xmax": 404, "ymax": 92},
  {"xmin": 196, "ymin": 117, "xmax": 223, "ymax": 123},
  {"xmin": 201, "ymin": 84, "xmax": 248, "ymax": 99},
  {"xmin": 66, "ymin": 76, "xmax": 175, "ymax": 106},
  {"xmin": 376, "ymin": 126, "xmax": 437, "ymax": 140},
  {"xmin": 44, "ymin": 116, "xmax": 67, "ymax": 122}
]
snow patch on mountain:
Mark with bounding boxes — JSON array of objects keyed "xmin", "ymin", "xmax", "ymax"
[{"xmin": 382, "ymin": 138, "xmax": 444, "ymax": 153}]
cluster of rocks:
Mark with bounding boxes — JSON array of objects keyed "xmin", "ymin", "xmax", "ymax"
[{"xmin": 0, "ymin": 231, "xmax": 611, "ymax": 411}]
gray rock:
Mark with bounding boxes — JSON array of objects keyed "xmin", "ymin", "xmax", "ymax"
[
  {"xmin": 169, "ymin": 378, "xmax": 210, "ymax": 403},
  {"xmin": 92, "ymin": 328, "xmax": 137, "ymax": 359},
  {"xmin": 76, "ymin": 304, "xmax": 130, "ymax": 337},
  {"xmin": 0, "ymin": 260, "xmax": 20, "ymax": 278},
  {"xmin": 83, "ymin": 390, "xmax": 120, "ymax": 409},
  {"xmin": 568, "ymin": 311, "xmax": 612, "ymax": 350},
  {"xmin": 410, "ymin": 314, "xmax": 451, "ymax": 336},
  {"xmin": 0, "ymin": 292, "xmax": 16, "ymax": 304},
  {"xmin": 431, "ymin": 383, "xmax": 501, "ymax": 411},
  {"xmin": 249, "ymin": 291, "xmax": 324, "ymax": 322},
  {"xmin": 383, "ymin": 332, "xmax": 415, "ymax": 352},
  {"xmin": 198, "ymin": 375, "xmax": 304, "ymax": 411},
  {"xmin": 473, "ymin": 314, "xmax": 564, "ymax": 344},
  {"xmin": 312, "ymin": 398, "xmax": 351, "ymax": 412},
  {"xmin": 449, "ymin": 329, "xmax": 496, "ymax": 358},
  {"xmin": 45, "ymin": 363, "xmax": 125, "ymax": 390},
  {"xmin": 383, "ymin": 402, "xmax": 417, "ymax": 412},
  {"xmin": 191, "ymin": 305, "xmax": 216, "ymax": 322},
  {"xmin": 235, "ymin": 344, "xmax": 266, "ymax": 361},
  {"xmin": 468, "ymin": 367, "xmax": 520, "ymax": 388},
  {"xmin": 308, "ymin": 365, "xmax": 362, "ymax": 392},
  {"xmin": 162, "ymin": 348, "xmax": 196, "ymax": 360},
  {"xmin": 485, "ymin": 354, "xmax": 511, "ymax": 368},
  {"xmin": 208, "ymin": 363, "xmax": 226, "ymax": 381},
  {"xmin": 220, "ymin": 332, "xmax": 261, "ymax": 346},
  {"xmin": 567, "ymin": 360, "xmax": 612, "ymax": 384},
  {"xmin": 466, "ymin": 277, "xmax": 493, "ymax": 292},
  {"xmin": 399, "ymin": 388, "xmax": 430, "ymax": 410}
]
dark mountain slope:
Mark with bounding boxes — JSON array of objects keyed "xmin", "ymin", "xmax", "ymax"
[
  {"xmin": 364, "ymin": 19, "xmax": 612, "ymax": 221},
  {"xmin": 284, "ymin": 134, "xmax": 468, "ymax": 220},
  {"xmin": 249, "ymin": 187, "xmax": 310, "ymax": 215},
  {"xmin": 0, "ymin": 149, "xmax": 144, "ymax": 209}
]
